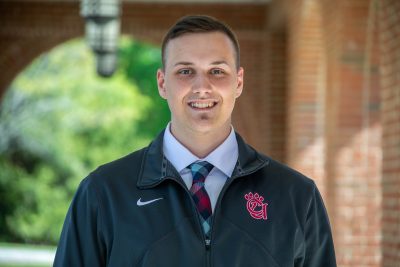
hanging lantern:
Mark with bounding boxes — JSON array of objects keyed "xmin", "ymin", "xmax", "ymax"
[{"xmin": 80, "ymin": 0, "xmax": 121, "ymax": 77}]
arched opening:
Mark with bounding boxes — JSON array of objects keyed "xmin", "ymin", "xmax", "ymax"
[{"xmin": 0, "ymin": 36, "xmax": 168, "ymax": 249}]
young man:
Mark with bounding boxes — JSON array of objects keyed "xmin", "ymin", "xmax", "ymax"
[{"xmin": 54, "ymin": 15, "xmax": 336, "ymax": 266}]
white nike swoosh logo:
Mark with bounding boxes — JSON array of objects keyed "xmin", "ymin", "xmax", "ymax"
[{"xmin": 137, "ymin": 197, "xmax": 163, "ymax": 206}]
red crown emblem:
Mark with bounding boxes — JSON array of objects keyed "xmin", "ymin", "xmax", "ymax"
[{"xmin": 244, "ymin": 192, "xmax": 268, "ymax": 220}]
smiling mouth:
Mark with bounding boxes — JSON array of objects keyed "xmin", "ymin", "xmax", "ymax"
[{"xmin": 189, "ymin": 101, "xmax": 217, "ymax": 109}]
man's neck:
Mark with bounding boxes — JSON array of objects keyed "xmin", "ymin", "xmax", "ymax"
[{"xmin": 169, "ymin": 124, "xmax": 232, "ymax": 159}]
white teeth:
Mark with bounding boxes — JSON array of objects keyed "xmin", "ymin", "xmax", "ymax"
[{"xmin": 190, "ymin": 102, "xmax": 215, "ymax": 108}]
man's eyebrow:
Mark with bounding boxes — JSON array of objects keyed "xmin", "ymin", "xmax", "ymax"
[
  {"xmin": 174, "ymin": 61, "xmax": 194, "ymax": 67},
  {"xmin": 173, "ymin": 61, "xmax": 230, "ymax": 67},
  {"xmin": 211, "ymin": 60, "xmax": 229, "ymax": 66}
]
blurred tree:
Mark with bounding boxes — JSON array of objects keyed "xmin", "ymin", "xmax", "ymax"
[
  {"xmin": 0, "ymin": 37, "xmax": 168, "ymax": 244},
  {"xmin": 119, "ymin": 38, "xmax": 170, "ymax": 138}
]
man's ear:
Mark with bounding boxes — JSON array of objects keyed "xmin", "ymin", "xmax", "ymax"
[
  {"xmin": 157, "ymin": 69, "xmax": 167, "ymax": 99},
  {"xmin": 235, "ymin": 67, "xmax": 244, "ymax": 98}
]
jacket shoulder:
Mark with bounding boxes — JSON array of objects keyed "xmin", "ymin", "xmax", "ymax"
[
  {"xmin": 236, "ymin": 132, "xmax": 316, "ymax": 190},
  {"xmin": 258, "ymin": 153, "xmax": 317, "ymax": 191},
  {"xmin": 87, "ymin": 146, "xmax": 148, "ymax": 185}
]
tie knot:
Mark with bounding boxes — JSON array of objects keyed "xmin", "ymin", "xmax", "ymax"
[{"xmin": 189, "ymin": 161, "xmax": 214, "ymax": 183}]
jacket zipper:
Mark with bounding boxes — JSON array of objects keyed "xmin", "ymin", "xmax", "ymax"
[
  {"xmin": 205, "ymin": 238, "xmax": 211, "ymax": 267},
  {"xmin": 205, "ymin": 178, "xmax": 237, "ymax": 267},
  {"xmin": 164, "ymin": 177, "xmax": 211, "ymax": 265},
  {"xmin": 184, "ymin": 183, "xmax": 212, "ymax": 267}
]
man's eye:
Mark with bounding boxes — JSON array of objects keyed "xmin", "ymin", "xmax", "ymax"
[
  {"xmin": 178, "ymin": 69, "xmax": 192, "ymax": 75},
  {"xmin": 210, "ymin": 69, "xmax": 224, "ymax": 75}
]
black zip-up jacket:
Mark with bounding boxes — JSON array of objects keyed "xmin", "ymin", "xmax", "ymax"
[{"xmin": 54, "ymin": 131, "xmax": 336, "ymax": 267}]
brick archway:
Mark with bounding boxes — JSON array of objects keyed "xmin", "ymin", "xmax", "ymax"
[{"xmin": 0, "ymin": 1, "xmax": 281, "ymax": 157}]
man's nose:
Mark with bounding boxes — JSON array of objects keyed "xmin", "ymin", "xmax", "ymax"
[{"xmin": 192, "ymin": 74, "xmax": 212, "ymax": 94}]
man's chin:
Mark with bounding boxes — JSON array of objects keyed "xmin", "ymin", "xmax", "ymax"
[{"xmin": 199, "ymin": 113, "xmax": 212, "ymax": 121}]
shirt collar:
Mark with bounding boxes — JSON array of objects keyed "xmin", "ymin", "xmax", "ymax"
[{"xmin": 163, "ymin": 123, "xmax": 238, "ymax": 177}]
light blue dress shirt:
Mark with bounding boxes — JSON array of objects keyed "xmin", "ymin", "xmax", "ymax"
[{"xmin": 163, "ymin": 123, "xmax": 239, "ymax": 212}]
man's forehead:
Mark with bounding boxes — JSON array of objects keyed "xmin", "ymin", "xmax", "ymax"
[
  {"xmin": 168, "ymin": 31, "xmax": 235, "ymax": 50},
  {"xmin": 165, "ymin": 33, "xmax": 236, "ymax": 61}
]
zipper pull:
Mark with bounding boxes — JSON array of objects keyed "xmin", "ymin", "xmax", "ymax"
[{"xmin": 205, "ymin": 239, "xmax": 211, "ymax": 249}]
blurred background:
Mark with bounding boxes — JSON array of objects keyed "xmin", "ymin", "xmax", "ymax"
[{"xmin": 0, "ymin": 0, "xmax": 399, "ymax": 266}]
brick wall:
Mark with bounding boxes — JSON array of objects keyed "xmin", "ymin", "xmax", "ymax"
[
  {"xmin": 379, "ymin": 0, "xmax": 400, "ymax": 266},
  {"xmin": 264, "ymin": 31, "xmax": 287, "ymax": 162},
  {"xmin": 0, "ymin": 1, "xmax": 83, "ymax": 96}
]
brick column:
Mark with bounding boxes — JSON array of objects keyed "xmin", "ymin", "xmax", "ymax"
[
  {"xmin": 286, "ymin": 0, "xmax": 327, "ymax": 195},
  {"xmin": 379, "ymin": 0, "xmax": 400, "ymax": 266},
  {"xmin": 322, "ymin": 0, "xmax": 382, "ymax": 266},
  {"xmin": 265, "ymin": 31, "xmax": 287, "ymax": 162}
]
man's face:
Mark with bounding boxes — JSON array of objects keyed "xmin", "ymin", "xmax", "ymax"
[{"xmin": 157, "ymin": 31, "xmax": 244, "ymax": 136}]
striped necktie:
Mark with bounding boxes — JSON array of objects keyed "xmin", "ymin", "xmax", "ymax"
[{"xmin": 189, "ymin": 161, "xmax": 214, "ymax": 236}]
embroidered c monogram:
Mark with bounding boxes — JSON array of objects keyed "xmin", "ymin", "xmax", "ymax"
[{"xmin": 244, "ymin": 192, "xmax": 268, "ymax": 220}]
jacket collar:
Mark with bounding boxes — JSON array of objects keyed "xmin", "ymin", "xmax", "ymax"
[{"xmin": 137, "ymin": 130, "xmax": 269, "ymax": 189}]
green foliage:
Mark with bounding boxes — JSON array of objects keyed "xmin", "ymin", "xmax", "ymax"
[
  {"xmin": 0, "ymin": 37, "xmax": 168, "ymax": 244},
  {"xmin": 119, "ymin": 38, "xmax": 170, "ymax": 137}
]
